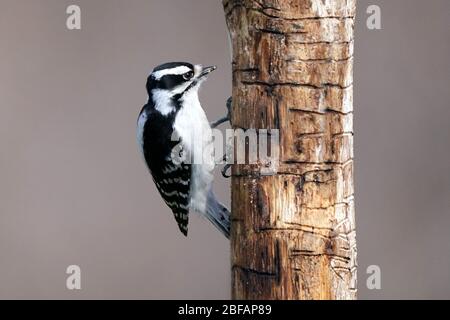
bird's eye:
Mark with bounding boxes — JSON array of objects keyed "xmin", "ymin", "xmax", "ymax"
[{"xmin": 183, "ymin": 71, "xmax": 194, "ymax": 80}]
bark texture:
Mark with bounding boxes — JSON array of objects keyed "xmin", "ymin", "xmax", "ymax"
[{"xmin": 224, "ymin": 0, "xmax": 357, "ymax": 300}]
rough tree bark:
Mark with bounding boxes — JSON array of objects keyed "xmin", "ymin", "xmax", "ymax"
[{"xmin": 224, "ymin": 0, "xmax": 357, "ymax": 300}]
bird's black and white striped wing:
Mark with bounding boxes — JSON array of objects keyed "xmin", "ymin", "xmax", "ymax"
[
  {"xmin": 152, "ymin": 159, "xmax": 191, "ymax": 236},
  {"xmin": 139, "ymin": 107, "xmax": 193, "ymax": 236}
]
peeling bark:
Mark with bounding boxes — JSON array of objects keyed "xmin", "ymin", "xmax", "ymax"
[{"xmin": 224, "ymin": 0, "xmax": 357, "ymax": 300}]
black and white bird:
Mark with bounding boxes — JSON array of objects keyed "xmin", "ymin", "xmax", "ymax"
[{"xmin": 137, "ymin": 62, "xmax": 230, "ymax": 238}]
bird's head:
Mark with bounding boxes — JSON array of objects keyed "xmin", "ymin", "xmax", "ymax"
[{"xmin": 146, "ymin": 62, "xmax": 216, "ymax": 103}]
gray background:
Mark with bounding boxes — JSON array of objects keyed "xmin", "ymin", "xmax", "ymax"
[{"xmin": 0, "ymin": 0, "xmax": 449, "ymax": 299}]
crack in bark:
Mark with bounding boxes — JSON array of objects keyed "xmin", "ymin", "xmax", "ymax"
[
  {"xmin": 259, "ymin": 226, "xmax": 339, "ymax": 242},
  {"xmin": 289, "ymin": 40, "xmax": 354, "ymax": 45},
  {"xmin": 233, "ymin": 67, "xmax": 260, "ymax": 73},
  {"xmin": 233, "ymin": 265, "xmax": 278, "ymax": 277},
  {"xmin": 299, "ymin": 201, "xmax": 353, "ymax": 211},
  {"xmin": 332, "ymin": 132, "xmax": 353, "ymax": 138},
  {"xmin": 231, "ymin": 239, "xmax": 281, "ymax": 282},
  {"xmin": 256, "ymin": 27, "xmax": 296, "ymax": 35},
  {"xmin": 241, "ymin": 80, "xmax": 352, "ymax": 90},
  {"xmin": 253, "ymin": 0, "xmax": 281, "ymax": 12},
  {"xmin": 230, "ymin": 159, "xmax": 353, "ymax": 178},
  {"xmin": 274, "ymin": 95, "xmax": 281, "ymax": 129},
  {"xmin": 285, "ymin": 56, "xmax": 354, "ymax": 63},
  {"xmin": 290, "ymin": 250, "xmax": 351, "ymax": 262},
  {"xmin": 226, "ymin": 0, "xmax": 355, "ymax": 22},
  {"xmin": 283, "ymin": 158, "xmax": 354, "ymax": 166},
  {"xmin": 289, "ymin": 108, "xmax": 354, "ymax": 116}
]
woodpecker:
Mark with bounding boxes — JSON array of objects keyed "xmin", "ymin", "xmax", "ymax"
[{"xmin": 137, "ymin": 62, "xmax": 230, "ymax": 238}]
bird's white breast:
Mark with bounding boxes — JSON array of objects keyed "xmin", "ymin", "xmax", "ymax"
[
  {"xmin": 173, "ymin": 91, "xmax": 211, "ymax": 157},
  {"xmin": 174, "ymin": 91, "xmax": 214, "ymax": 214}
]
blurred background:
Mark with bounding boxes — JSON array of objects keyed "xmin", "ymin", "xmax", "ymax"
[{"xmin": 0, "ymin": 0, "xmax": 449, "ymax": 299}]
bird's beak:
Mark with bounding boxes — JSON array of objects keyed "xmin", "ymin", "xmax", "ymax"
[{"xmin": 199, "ymin": 65, "xmax": 217, "ymax": 78}]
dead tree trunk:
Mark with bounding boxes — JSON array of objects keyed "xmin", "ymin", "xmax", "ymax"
[{"xmin": 224, "ymin": 0, "xmax": 357, "ymax": 300}]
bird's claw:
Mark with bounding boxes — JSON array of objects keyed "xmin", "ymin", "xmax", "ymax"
[
  {"xmin": 211, "ymin": 116, "xmax": 229, "ymax": 128},
  {"xmin": 211, "ymin": 97, "xmax": 232, "ymax": 128},
  {"xmin": 221, "ymin": 164, "xmax": 232, "ymax": 178}
]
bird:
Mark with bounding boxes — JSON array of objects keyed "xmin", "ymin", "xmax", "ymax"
[{"xmin": 137, "ymin": 62, "xmax": 230, "ymax": 238}]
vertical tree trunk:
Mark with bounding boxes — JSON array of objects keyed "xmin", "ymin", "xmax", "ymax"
[{"xmin": 224, "ymin": 0, "xmax": 357, "ymax": 300}]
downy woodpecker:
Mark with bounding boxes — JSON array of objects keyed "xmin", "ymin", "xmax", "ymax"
[{"xmin": 137, "ymin": 62, "xmax": 230, "ymax": 238}]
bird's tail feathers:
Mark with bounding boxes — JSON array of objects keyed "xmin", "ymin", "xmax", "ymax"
[{"xmin": 205, "ymin": 189, "xmax": 230, "ymax": 239}]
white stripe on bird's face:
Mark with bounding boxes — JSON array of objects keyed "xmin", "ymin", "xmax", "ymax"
[{"xmin": 152, "ymin": 65, "xmax": 192, "ymax": 80}]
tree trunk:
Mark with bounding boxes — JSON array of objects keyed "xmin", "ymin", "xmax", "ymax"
[{"xmin": 224, "ymin": 0, "xmax": 357, "ymax": 300}]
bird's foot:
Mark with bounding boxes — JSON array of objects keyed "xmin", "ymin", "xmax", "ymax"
[
  {"xmin": 211, "ymin": 97, "xmax": 232, "ymax": 128},
  {"xmin": 212, "ymin": 98, "xmax": 233, "ymax": 178},
  {"xmin": 221, "ymin": 164, "xmax": 232, "ymax": 178},
  {"xmin": 220, "ymin": 153, "xmax": 232, "ymax": 178}
]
